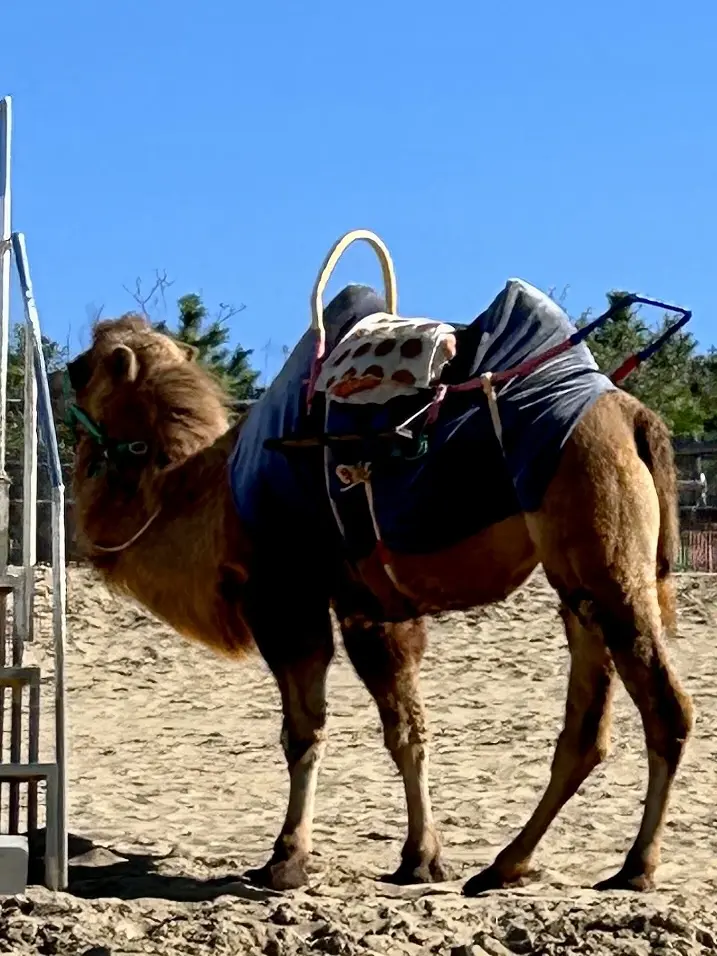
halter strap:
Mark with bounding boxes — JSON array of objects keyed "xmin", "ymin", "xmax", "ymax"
[{"xmin": 89, "ymin": 507, "xmax": 162, "ymax": 554}]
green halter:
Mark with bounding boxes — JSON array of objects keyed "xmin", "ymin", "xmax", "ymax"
[{"xmin": 63, "ymin": 371, "xmax": 149, "ymax": 475}]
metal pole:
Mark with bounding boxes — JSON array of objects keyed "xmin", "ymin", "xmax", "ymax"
[
  {"xmin": 50, "ymin": 484, "xmax": 67, "ymax": 887},
  {"xmin": 11, "ymin": 232, "xmax": 68, "ymax": 889},
  {"xmin": 0, "ymin": 95, "xmax": 12, "ymax": 523},
  {"xmin": 0, "ymin": 97, "xmax": 12, "ymax": 834},
  {"xmin": 22, "ymin": 318, "xmax": 38, "ymax": 643},
  {"xmin": 27, "ymin": 678, "xmax": 40, "ymax": 834}
]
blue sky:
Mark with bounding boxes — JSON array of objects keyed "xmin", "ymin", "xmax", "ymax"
[{"xmin": 2, "ymin": 0, "xmax": 715, "ymax": 385}]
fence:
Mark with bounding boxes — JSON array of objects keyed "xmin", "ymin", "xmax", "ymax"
[
  {"xmin": 678, "ymin": 530, "xmax": 717, "ymax": 573},
  {"xmin": 7, "ymin": 466, "xmax": 717, "ymax": 572},
  {"xmin": 6, "ymin": 461, "xmax": 77, "ymax": 565},
  {"xmin": 0, "ymin": 94, "xmax": 68, "ymax": 892}
]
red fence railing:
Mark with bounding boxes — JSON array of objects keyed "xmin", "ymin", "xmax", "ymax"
[{"xmin": 678, "ymin": 530, "xmax": 717, "ymax": 572}]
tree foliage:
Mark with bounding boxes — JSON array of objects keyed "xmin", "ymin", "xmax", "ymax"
[
  {"xmin": 122, "ymin": 273, "xmax": 262, "ymax": 403},
  {"xmin": 6, "ymin": 325, "xmax": 73, "ymax": 463},
  {"xmin": 576, "ymin": 291, "xmax": 715, "ymax": 439},
  {"xmin": 3, "ymin": 284, "xmax": 716, "ymax": 485},
  {"xmin": 153, "ymin": 293, "xmax": 262, "ymax": 401}
]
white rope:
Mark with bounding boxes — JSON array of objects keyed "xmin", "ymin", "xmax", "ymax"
[
  {"xmin": 479, "ymin": 372, "xmax": 504, "ymax": 449},
  {"xmin": 90, "ymin": 507, "xmax": 161, "ymax": 554},
  {"xmin": 336, "ymin": 463, "xmax": 401, "ymax": 587}
]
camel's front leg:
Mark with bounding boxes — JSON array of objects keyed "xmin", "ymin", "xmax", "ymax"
[
  {"xmin": 245, "ymin": 594, "xmax": 334, "ymax": 890},
  {"xmin": 337, "ymin": 599, "xmax": 450, "ymax": 884}
]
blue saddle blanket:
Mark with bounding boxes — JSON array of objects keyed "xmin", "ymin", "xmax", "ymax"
[
  {"xmin": 229, "ymin": 285, "xmax": 387, "ymax": 544},
  {"xmin": 229, "ymin": 279, "xmax": 616, "ymax": 558}
]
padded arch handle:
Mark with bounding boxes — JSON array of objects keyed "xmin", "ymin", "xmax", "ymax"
[{"xmin": 310, "ymin": 230, "xmax": 398, "ymax": 351}]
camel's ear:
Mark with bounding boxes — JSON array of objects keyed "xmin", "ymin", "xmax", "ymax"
[
  {"xmin": 181, "ymin": 343, "xmax": 199, "ymax": 362},
  {"xmin": 107, "ymin": 345, "xmax": 139, "ymax": 383}
]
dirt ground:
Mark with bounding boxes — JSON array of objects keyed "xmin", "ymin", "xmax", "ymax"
[{"xmin": 2, "ymin": 566, "xmax": 717, "ymax": 955}]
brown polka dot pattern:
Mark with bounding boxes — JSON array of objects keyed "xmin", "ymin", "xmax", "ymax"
[
  {"xmin": 374, "ymin": 339, "xmax": 396, "ymax": 357},
  {"xmin": 392, "ymin": 369, "xmax": 417, "ymax": 386},
  {"xmin": 314, "ymin": 311, "xmax": 457, "ymax": 401},
  {"xmin": 332, "ymin": 348, "xmax": 352, "ymax": 366},
  {"xmin": 400, "ymin": 338, "xmax": 423, "ymax": 359}
]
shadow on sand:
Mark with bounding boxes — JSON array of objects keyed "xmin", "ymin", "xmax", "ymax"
[{"xmin": 27, "ymin": 831, "xmax": 279, "ymax": 903}]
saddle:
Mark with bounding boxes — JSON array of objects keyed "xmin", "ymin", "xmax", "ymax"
[
  {"xmin": 315, "ymin": 312, "xmax": 456, "ymax": 403},
  {"xmin": 231, "ymin": 230, "xmax": 691, "ymax": 565},
  {"xmin": 266, "ymin": 231, "xmax": 480, "ymax": 459}
]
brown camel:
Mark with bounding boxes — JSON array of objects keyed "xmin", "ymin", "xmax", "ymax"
[{"xmin": 55, "ymin": 275, "xmax": 693, "ymax": 897}]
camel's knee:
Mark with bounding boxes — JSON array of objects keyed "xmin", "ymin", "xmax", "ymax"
[
  {"xmin": 355, "ymin": 660, "xmax": 428, "ymax": 759},
  {"xmin": 569, "ymin": 710, "xmax": 612, "ymax": 769},
  {"xmin": 554, "ymin": 701, "xmax": 611, "ymax": 778},
  {"xmin": 383, "ymin": 705, "xmax": 429, "ymax": 759},
  {"xmin": 274, "ymin": 655, "xmax": 332, "ymax": 770},
  {"xmin": 340, "ymin": 617, "xmax": 429, "ymax": 759},
  {"xmin": 341, "ymin": 616, "xmax": 427, "ymax": 681},
  {"xmin": 280, "ymin": 720, "xmax": 327, "ymax": 770},
  {"xmin": 650, "ymin": 685, "xmax": 694, "ymax": 772},
  {"xmin": 593, "ymin": 600, "xmax": 693, "ymax": 771},
  {"xmin": 558, "ymin": 603, "xmax": 615, "ymax": 768},
  {"xmin": 594, "ymin": 721, "xmax": 612, "ymax": 765},
  {"xmin": 581, "ymin": 677, "xmax": 614, "ymax": 764},
  {"xmin": 645, "ymin": 661, "xmax": 694, "ymax": 764}
]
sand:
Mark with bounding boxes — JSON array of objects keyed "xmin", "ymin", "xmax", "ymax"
[{"xmin": 3, "ymin": 566, "xmax": 717, "ymax": 955}]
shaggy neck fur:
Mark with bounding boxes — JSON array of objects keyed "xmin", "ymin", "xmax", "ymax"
[
  {"xmin": 73, "ymin": 326, "xmax": 236, "ymax": 560},
  {"xmin": 71, "ymin": 332, "xmax": 253, "ymax": 655}
]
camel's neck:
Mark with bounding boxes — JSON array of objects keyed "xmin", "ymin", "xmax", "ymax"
[
  {"xmin": 73, "ymin": 417, "xmax": 240, "ymax": 559},
  {"xmin": 74, "ymin": 420, "xmax": 253, "ymax": 653}
]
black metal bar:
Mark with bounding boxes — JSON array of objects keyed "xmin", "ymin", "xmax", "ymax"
[{"xmin": 610, "ymin": 303, "xmax": 693, "ymax": 384}]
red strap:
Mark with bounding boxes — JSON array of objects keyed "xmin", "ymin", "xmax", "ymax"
[{"xmin": 610, "ymin": 354, "xmax": 639, "ymax": 384}]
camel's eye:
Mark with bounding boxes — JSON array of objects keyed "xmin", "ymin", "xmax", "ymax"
[{"xmin": 68, "ymin": 354, "xmax": 92, "ymax": 392}]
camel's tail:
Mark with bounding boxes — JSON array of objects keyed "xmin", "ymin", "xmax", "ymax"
[{"xmin": 633, "ymin": 404, "xmax": 680, "ymax": 635}]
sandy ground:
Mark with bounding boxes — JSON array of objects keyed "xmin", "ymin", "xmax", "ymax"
[{"xmin": 2, "ymin": 566, "xmax": 717, "ymax": 955}]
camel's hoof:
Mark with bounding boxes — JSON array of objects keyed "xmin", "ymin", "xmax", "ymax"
[
  {"xmin": 380, "ymin": 855, "xmax": 455, "ymax": 885},
  {"xmin": 244, "ymin": 854, "xmax": 310, "ymax": 891},
  {"xmin": 594, "ymin": 870, "xmax": 656, "ymax": 892},
  {"xmin": 462, "ymin": 864, "xmax": 533, "ymax": 897}
]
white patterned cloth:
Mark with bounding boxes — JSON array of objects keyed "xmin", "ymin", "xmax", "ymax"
[{"xmin": 314, "ymin": 311, "xmax": 456, "ymax": 404}]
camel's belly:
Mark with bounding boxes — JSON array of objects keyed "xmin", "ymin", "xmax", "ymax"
[{"xmin": 355, "ymin": 514, "xmax": 539, "ymax": 618}]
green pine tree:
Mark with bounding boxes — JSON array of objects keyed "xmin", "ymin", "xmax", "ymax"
[
  {"xmin": 577, "ymin": 291, "xmax": 704, "ymax": 438},
  {"xmin": 154, "ymin": 293, "xmax": 262, "ymax": 402},
  {"xmin": 6, "ymin": 325, "xmax": 73, "ymax": 463}
]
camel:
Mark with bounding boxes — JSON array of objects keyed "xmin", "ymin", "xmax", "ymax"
[{"xmin": 55, "ymin": 231, "xmax": 694, "ymax": 896}]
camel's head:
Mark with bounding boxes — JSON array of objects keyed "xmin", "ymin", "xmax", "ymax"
[{"xmin": 53, "ymin": 313, "xmax": 230, "ymax": 477}]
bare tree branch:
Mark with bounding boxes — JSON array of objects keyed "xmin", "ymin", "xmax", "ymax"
[
  {"xmin": 85, "ymin": 302, "xmax": 105, "ymax": 325},
  {"xmin": 123, "ymin": 270, "xmax": 174, "ymax": 319},
  {"xmin": 547, "ymin": 284, "xmax": 570, "ymax": 307},
  {"xmin": 216, "ymin": 301, "xmax": 247, "ymax": 324}
]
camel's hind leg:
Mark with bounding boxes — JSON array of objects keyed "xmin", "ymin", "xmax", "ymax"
[
  {"xmin": 591, "ymin": 593, "xmax": 692, "ymax": 890},
  {"xmin": 464, "ymin": 604, "xmax": 616, "ymax": 895},
  {"xmin": 464, "ymin": 393, "xmax": 693, "ymax": 895},
  {"xmin": 337, "ymin": 593, "xmax": 450, "ymax": 883}
]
